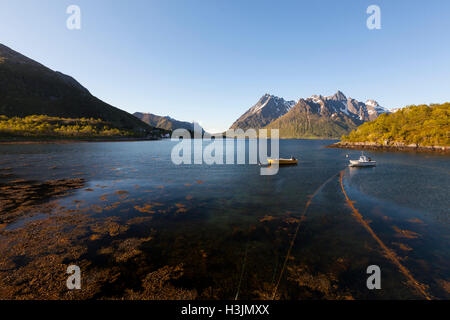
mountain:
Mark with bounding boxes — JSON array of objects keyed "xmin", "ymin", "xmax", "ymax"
[
  {"xmin": 265, "ymin": 91, "xmax": 389, "ymax": 139},
  {"xmin": 390, "ymin": 107, "xmax": 404, "ymax": 113},
  {"xmin": 302, "ymin": 91, "xmax": 389, "ymax": 122},
  {"xmin": 0, "ymin": 43, "xmax": 155, "ymax": 134},
  {"xmin": 230, "ymin": 94, "xmax": 296, "ymax": 130},
  {"xmin": 231, "ymin": 91, "xmax": 389, "ymax": 139},
  {"xmin": 341, "ymin": 103, "xmax": 450, "ymax": 147},
  {"xmin": 133, "ymin": 112, "xmax": 202, "ymax": 132}
]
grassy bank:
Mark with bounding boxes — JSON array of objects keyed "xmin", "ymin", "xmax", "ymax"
[{"xmin": 0, "ymin": 115, "xmax": 168, "ymax": 141}]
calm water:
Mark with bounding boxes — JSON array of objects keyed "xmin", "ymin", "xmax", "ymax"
[{"xmin": 0, "ymin": 139, "xmax": 449, "ymax": 299}]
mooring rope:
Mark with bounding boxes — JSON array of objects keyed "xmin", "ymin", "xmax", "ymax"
[
  {"xmin": 339, "ymin": 170, "xmax": 432, "ymax": 300},
  {"xmin": 234, "ymin": 239, "xmax": 250, "ymax": 300},
  {"xmin": 271, "ymin": 167, "xmax": 432, "ymax": 300},
  {"xmin": 271, "ymin": 171, "xmax": 340, "ymax": 300}
]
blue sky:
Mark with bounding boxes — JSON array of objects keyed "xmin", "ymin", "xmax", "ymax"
[{"xmin": 1, "ymin": 0, "xmax": 449, "ymax": 132}]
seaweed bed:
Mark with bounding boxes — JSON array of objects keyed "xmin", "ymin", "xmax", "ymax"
[
  {"xmin": 0, "ymin": 170, "xmax": 446, "ymax": 300},
  {"xmin": 0, "ymin": 177, "xmax": 357, "ymax": 300},
  {"xmin": 0, "ymin": 177, "xmax": 201, "ymax": 299},
  {"xmin": 0, "ymin": 178, "xmax": 85, "ymax": 226}
]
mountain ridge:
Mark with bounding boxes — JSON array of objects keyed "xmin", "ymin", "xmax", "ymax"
[
  {"xmin": 0, "ymin": 43, "xmax": 155, "ymax": 135},
  {"xmin": 230, "ymin": 91, "xmax": 390, "ymax": 138},
  {"xmin": 230, "ymin": 94, "xmax": 296, "ymax": 130},
  {"xmin": 134, "ymin": 112, "xmax": 203, "ymax": 132}
]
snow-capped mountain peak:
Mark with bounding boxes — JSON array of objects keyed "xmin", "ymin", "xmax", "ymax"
[
  {"xmin": 230, "ymin": 94, "xmax": 296, "ymax": 129},
  {"xmin": 230, "ymin": 91, "xmax": 391, "ymax": 130},
  {"xmin": 365, "ymin": 99, "xmax": 389, "ymax": 116},
  {"xmin": 365, "ymin": 99, "xmax": 379, "ymax": 107}
]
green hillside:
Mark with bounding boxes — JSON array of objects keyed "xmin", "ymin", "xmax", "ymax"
[{"xmin": 341, "ymin": 103, "xmax": 450, "ymax": 146}]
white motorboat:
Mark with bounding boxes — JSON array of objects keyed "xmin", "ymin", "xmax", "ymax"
[{"xmin": 349, "ymin": 154, "xmax": 376, "ymax": 167}]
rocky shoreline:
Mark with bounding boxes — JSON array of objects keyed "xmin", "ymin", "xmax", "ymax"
[{"xmin": 329, "ymin": 141, "xmax": 450, "ymax": 154}]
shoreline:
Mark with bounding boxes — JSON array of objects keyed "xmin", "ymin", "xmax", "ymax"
[
  {"xmin": 328, "ymin": 142, "xmax": 450, "ymax": 154},
  {"xmin": 0, "ymin": 137, "xmax": 164, "ymax": 145}
]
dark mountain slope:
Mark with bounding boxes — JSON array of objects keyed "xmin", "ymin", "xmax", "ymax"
[
  {"xmin": 0, "ymin": 43, "xmax": 152, "ymax": 133},
  {"xmin": 134, "ymin": 112, "xmax": 202, "ymax": 132}
]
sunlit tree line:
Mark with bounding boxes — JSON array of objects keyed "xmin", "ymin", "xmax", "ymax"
[
  {"xmin": 0, "ymin": 115, "xmax": 133, "ymax": 137},
  {"xmin": 342, "ymin": 103, "xmax": 450, "ymax": 146}
]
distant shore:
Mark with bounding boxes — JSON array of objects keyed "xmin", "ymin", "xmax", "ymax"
[
  {"xmin": 0, "ymin": 136, "xmax": 163, "ymax": 145},
  {"xmin": 329, "ymin": 141, "xmax": 450, "ymax": 154}
]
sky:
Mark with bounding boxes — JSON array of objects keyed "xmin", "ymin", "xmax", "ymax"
[{"xmin": 1, "ymin": 0, "xmax": 449, "ymax": 133}]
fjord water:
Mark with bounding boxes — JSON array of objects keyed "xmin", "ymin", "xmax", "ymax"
[{"xmin": 0, "ymin": 140, "xmax": 449, "ymax": 299}]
